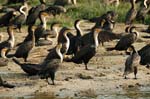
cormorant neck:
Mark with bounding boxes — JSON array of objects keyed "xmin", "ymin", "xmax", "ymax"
[
  {"xmin": 63, "ymin": 32, "xmax": 70, "ymax": 54},
  {"xmin": 56, "ymin": 44, "xmax": 63, "ymax": 62},
  {"xmin": 131, "ymin": 28, "xmax": 139, "ymax": 38},
  {"xmin": 52, "ymin": 26, "xmax": 59, "ymax": 38},
  {"xmin": 1, "ymin": 48, "xmax": 7, "ymax": 58},
  {"xmin": 31, "ymin": 29, "xmax": 35, "ymax": 47},
  {"xmin": 75, "ymin": 22, "xmax": 82, "ymax": 37},
  {"xmin": 41, "ymin": 16, "xmax": 47, "ymax": 29},
  {"xmin": 20, "ymin": 4, "xmax": 27, "ymax": 18},
  {"xmin": 131, "ymin": 0, "xmax": 136, "ymax": 9},
  {"xmin": 144, "ymin": 0, "xmax": 148, "ymax": 8},
  {"xmin": 93, "ymin": 31, "xmax": 99, "ymax": 50},
  {"xmin": 7, "ymin": 27, "xmax": 15, "ymax": 48}
]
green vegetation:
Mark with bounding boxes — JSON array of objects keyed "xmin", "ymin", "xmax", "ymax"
[
  {"xmin": 0, "ymin": 0, "xmax": 150, "ymax": 27},
  {"xmin": 47, "ymin": 0, "xmax": 150, "ymax": 26}
]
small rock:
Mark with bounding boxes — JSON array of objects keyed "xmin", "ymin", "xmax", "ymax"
[
  {"xmin": 128, "ymin": 85, "xmax": 134, "ymax": 88},
  {"xmin": 136, "ymin": 83, "xmax": 142, "ymax": 87},
  {"xmin": 74, "ymin": 93, "xmax": 78, "ymax": 97},
  {"xmin": 60, "ymin": 88, "xmax": 67, "ymax": 91},
  {"xmin": 64, "ymin": 77, "xmax": 72, "ymax": 81},
  {"xmin": 76, "ymin": 73, "xmax": 93, "ymax": 79}
]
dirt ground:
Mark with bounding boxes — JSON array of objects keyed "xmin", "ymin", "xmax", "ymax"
[{"xmin": 0, "ymin": 22, "xmax": 150, "ymax": 99}]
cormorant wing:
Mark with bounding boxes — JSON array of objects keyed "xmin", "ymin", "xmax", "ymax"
[
  {"xmin": 98, "ymin": 30, "xmax": 121, "ymax": 43},
  {"xmin": 72, "ymin": 44, "xmax": 96, "ymax": 63}
]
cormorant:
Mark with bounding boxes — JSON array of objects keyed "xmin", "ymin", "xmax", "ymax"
[
  {"xmin": 39, "ymin": 43, "xmax": 63, "ymax": 85},
  {"xmin": 12, "ymin": 58, "xmax": 41, "ymax": 76},
  {"xmin": 106, "ymin": 26, "xmax": 139, "ymax": 54},
  {"xmin": 0, "ymin": 11, "xmax": 17, "ymax": 26},
  {"xmin": 13, "ymin": 25, "xmax": 35, "ymax": 62},
  {"xmin": 67, "ymin": 28, "xmax": 101, "ymax": 70},
  {"xmin": 26, "ymin": 0, "xmax": 46, "ymax": 25},
  {"xmin": 123, "ymin": 45, "xmax": 140, "ymax": 79},
  {"xmin": 10, "ymin": 3, "xmax": 28, "ymax": 32},
  {"xmin": 138, "ymin": 44, "xmax": 150, "ymax": 68},
  {"xmin": 125, "ymin": 0, "xmax": 137, "ymax": 25},
  {"xmin": 0, "ymin": 25, "xmax": 16, "ymax": 57}
]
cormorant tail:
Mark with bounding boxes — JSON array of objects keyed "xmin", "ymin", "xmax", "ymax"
[{"xmin": 12, "ymin": 58, "xmax": 22, "ymax": 66}]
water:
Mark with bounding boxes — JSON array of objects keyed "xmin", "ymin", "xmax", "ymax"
[{"xmin": 0, "ymin": 87, "xmax": 150, "ymax": 99}]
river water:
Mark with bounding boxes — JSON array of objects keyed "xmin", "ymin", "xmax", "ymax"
[{"xmin": 0, "ymin": 86, "xmax": 150, "ymax": 99}]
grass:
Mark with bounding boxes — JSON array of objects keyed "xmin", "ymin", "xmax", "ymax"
[{"xmin": 0, "ymin": 0, "xmax": 150, "ymax": 27}]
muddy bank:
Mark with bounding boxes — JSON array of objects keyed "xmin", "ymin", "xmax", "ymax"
[{"xmin": 0, "ymin": 23, "xmax": 150, "ymax": 99}]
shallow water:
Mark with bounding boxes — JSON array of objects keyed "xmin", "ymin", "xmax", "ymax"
[{"xmin": 0, "ymin": 86, "xmax": 150, "ymax": 99}]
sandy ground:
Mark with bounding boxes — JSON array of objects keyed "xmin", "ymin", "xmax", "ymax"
[{"xmin": 0, "ymin": 23, "xmax": 150, "ymax": 98}]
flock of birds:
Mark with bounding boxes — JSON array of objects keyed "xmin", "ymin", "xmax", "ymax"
[{"xmin": 0, "ymin": 0, "xmax": 150, "ymax": 87}]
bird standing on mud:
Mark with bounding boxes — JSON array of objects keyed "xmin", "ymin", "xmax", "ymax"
[
  {"xmin": 13, "ymin": 25, "xmax": 36, "ymax": 62},
  {"xmin": 67, "ymin": 28, "xmax": 101, "ymax": 70},
  {"xmin": 39, "ymin": 43, "xmax": 63, "ymax": 85},
  {"xmin": 0, "ymin": 25, "xmax": 16, "ymax": 58},
  {"xmin": 123, "ymin": 45, "xmax": 140, "ymax": 79}
]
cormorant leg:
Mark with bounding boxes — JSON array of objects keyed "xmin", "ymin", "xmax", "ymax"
[
  {"xmin": 124, "ymin": 75, "xmax": 127, "ymax": 79},
  {"xmin": 47, "ymin": 78, "xmax": 54, "ymax": 85},
  {"xmin": 142, "ymin": 17, "xmax": 145, "ymax": 24},
  {"xmin": 85, "ymin": 64, "xmax": 88, "ymax": 70},
  {"xmin": 102, "ymin": 42, "xmax": 104, "ymax": 46},
  {"xmin": 18, "ymin": 25, "xmax": 22, "ymax": 33},
  {"xmin": 50, "ymin": 72, "xmax": 55, "ymax": 85},
  {"xmin": 134, "ymin": 67, "xmax": 137, "ymax": 79},
  {"xmin": 146, "ymin": 64, "xmax": 150, "ymax": 69},
  {"xmin": 24, "ymin": 58, "xmax": 27, "ymax": 62}
]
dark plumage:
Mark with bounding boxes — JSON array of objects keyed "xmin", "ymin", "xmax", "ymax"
[
  {"xmin": 136, "ymin": 5, "xmax": 150, "ymax": 24},
  {"xmin": 138, "ymin": 44, "xmax": 150, "ymax": 68},
  {"xmin": 81, "ymin": 26, "xmax": 122, "ymax": 47},
  {"xmin": 39, "ymin": 43, "xmax": 63, "ymax": 85},
  {"xmin": 0, "ymin": 11, "xmax": 17, "ymax": 26},
  {"xmin": 123, "ymin": 45, "xmax": 140, "ymax": 79},
  {"xmin": 12, "ymin": 58, "xmax": 41, "ymax": 76},
  {"xmin": 26, "ymin": 0, "xmax": 46, "ymax": 25},
  {"xmin": 106, "ymin": 26, "xmax": 139, "ymax": 53},
  {"xmin": 6, "ymin": 0, "xmax": 27, "ymax": 5},
  {"xmin": 13, "ymin": 25, "xmax": 35, "ymax": 62},
  {"xmin": 65, "ymin": 19, "xmax": 85, "ymax": 55},
  {"xmin": 90, "ymin": 11, "xmax": 117, "ymax": 31},
  {"xmin": 57, "ymin": 27, "xmax": 72, "ymax": 55},
  {"xmin": 10, "ymin": 3, "xmax": 28, "ymax": 32},
  {"xmin": 67, "ymin": 28, "xmax": 101, "ymax": 70},
  {"xmin": 34, "ymin": 12, "xmax": 51, "ymax": 44},
  {"xmin": 45, "ymin": 22, "xmax": 61, "ymax": 38},
  {"xmin": 125, "ymin": 0, "xmax": 137, "ymax": 25}
]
